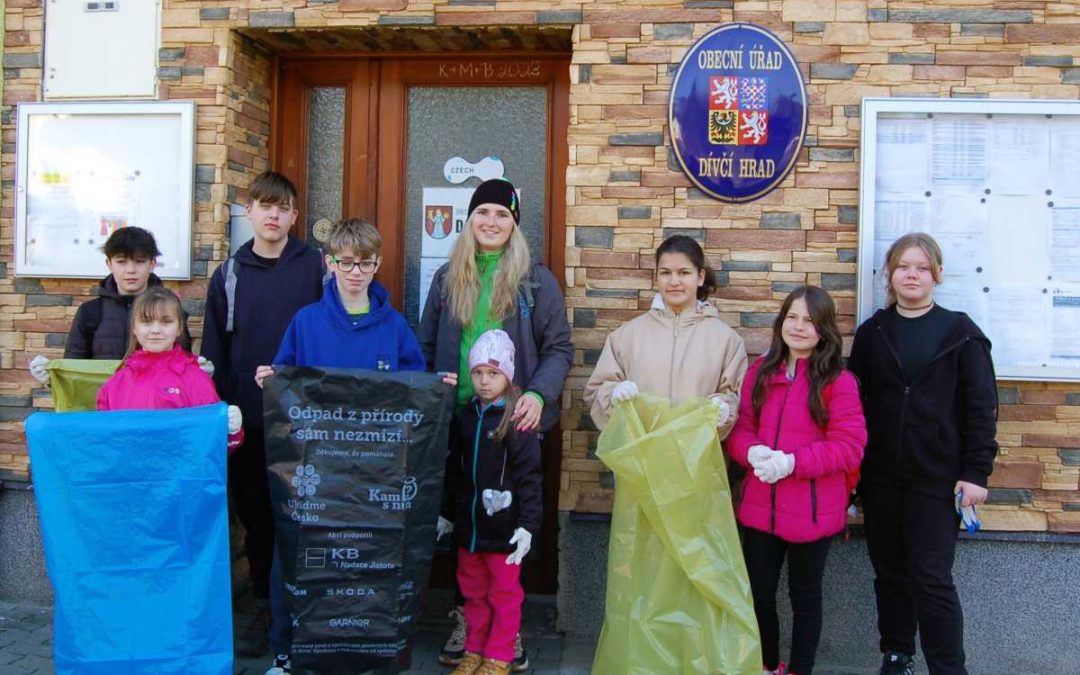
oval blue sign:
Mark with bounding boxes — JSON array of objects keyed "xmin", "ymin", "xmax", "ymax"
[{"xmin": 669, "ymin": 23, "xmax": 808, "ymax": 203}]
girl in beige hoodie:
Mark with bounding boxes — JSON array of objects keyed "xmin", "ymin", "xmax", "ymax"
[{"xmin": 584, "ymin": 235, "xmax": 748, "ymax": 436}]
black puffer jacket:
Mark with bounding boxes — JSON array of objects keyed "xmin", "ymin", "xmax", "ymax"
[
  {"xmin": 442, "ymin": 398, "xmax": 542, "ymax": 553},
  {"xmin": 64, "ymin": 274, "xmax": 190, "ymax": 359},
  {"xmin": 848, "ymin": 306, "xmax": 998, "ymax": 500}
]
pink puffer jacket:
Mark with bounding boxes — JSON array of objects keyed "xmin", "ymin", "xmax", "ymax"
[
  {"xmin": 97, "ymin": 345, "xmax": 243, "ymax": 451},
  {"xmin": 726, "ymin": 357, "xmax": 866, "ymax": 543}
]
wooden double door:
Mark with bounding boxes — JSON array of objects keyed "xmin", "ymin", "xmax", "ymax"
[{"xmin": 272, "ymin": 53, "xmax": 569, "ymax": 593}]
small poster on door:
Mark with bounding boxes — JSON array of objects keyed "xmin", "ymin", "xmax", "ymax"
[{"xmin": 421, "ymin": 187, "xmax": 471, "ymax": 259}]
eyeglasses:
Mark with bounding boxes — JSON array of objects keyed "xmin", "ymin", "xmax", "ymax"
[{"xmin": 332, "ymin": 256, "xmax": 378, "ymax": 273}]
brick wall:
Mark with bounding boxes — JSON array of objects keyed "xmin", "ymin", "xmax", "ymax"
[{"xmin": 1, "ymin": 0, "xmax": 1078, "ymax": 532}]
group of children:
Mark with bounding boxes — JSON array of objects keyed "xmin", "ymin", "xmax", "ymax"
[
  {"xmin": 584, "ymin": 232, "xmax": 995, "ymax": 675},
  {"xmin": 29, "ymin": 166, "xmax": 994, "ymax": 675},
  {"xmin": 31, "ymin": 172, "xmax": 542, "ymax": 675}
]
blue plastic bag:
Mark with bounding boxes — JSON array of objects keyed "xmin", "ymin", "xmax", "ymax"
[{"xmin": 26, "ymin": 404, "xmax": 233, "ymax": 675}]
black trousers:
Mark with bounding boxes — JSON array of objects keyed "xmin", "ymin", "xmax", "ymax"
[
  {"xmin": 228, "ymin": 428, "xmax": 276, "ymax": 599},
  {"xmin": 742, "ymin": 527, "xmax": 832, "ymax": 675},
  {"xmin": 862, "ymin": 483, "xmax": 967, "ymax": 675}
]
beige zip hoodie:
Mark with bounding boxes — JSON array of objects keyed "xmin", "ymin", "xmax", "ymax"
[{"xmin": 584, "ymin": 294, "xmax": 748, "ymax": 436}]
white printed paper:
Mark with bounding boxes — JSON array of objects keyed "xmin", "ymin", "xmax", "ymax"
[
  {"xmin": 1050, "ymin": 118, "xmax": 1080, "ymax": 198},
  {"xmin": 875, "ymin": 117, "xmax": 929, "ymax": 193},
  {"xmin": 989, "ymin": 117, "xmax": 1050, "ymax": 196},
  {"xmin": 931, "ymin": 116, "xmax": 988, "ymax": 189}
]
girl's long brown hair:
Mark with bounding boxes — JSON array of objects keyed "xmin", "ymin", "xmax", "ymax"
[
  {"xmin": 492, "ymin": 386, "xmax": 521, "ymax": 442},
  {"xmin": 122, "ymin": 286, "xmax": 186, "ymax": 364},
  {"xmin": 751, "ymin": 286, "xmax": 844, "ymax": 428}
]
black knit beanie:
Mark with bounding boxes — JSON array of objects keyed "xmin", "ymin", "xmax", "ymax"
[{"xmin": 467, "ymin": 178, "xmax": 520, "ymax": 225}]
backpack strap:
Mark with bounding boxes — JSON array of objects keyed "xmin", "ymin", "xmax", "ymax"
[{"xmin": 224, "ymin": 257, "xmax": 238, "ymax": 333}]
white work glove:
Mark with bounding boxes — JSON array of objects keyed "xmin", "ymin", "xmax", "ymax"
[
  {"xmin": 28, "ymin": 355, "xmax": 50, "ymax": 384},
  {"xmin": 747, "ymin": 444, "xmax": 773, "ymax": 468},
  {"xmin": 611, "ymin": 381, "xmax": 640, "ymax": 404},
  {"xmin": 197, "ymin": 355, "xmax": 215, "ymax": 378},
  {"xmin": 227, "ymin": 405, "xmax": 243, "ymax": 435},
  {"xmin": 505, "ymin": 527, "xmax": 532, "ymax": 565},
  {"xmin": 436, "ymin": 516, "xmax": 454, "ymax": 540},
  {"xmin": 754, "ymin": 450, "xmax": 795, "ymax": 484},
  {"xmin": 708, "ymin": 394, "xmax": 732, "ymax": 428}
]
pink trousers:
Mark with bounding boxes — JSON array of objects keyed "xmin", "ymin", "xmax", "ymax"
[{"xmin": 457, "ymin": 548, "xmax": 524, "ymax": 662}]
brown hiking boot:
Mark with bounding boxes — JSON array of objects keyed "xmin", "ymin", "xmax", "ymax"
[{"xmin": 449, "ymin": 652, "xmax": 484, "ymax": 675}]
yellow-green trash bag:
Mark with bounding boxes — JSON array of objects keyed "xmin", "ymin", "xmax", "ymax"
[
  {"xmin": 45, "ymin": 359, "xmax": 121, "ymax": 412},
  {"xmin": 593, "ymin": 394, "xmax": 761, "ymax": 675}
]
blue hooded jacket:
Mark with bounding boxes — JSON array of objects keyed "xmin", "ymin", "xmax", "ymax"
[{"xmin": 274, "ymin": 277, "xmax": 426, "ymax": 372}]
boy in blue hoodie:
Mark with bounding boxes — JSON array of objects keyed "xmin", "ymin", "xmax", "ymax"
[
  {"xmin": 201, "ymin": 171, "xmax": 325, "ymax": 658},
  {"xmin": 254, "ymin": 217, "xmax": 426, "ymax": 675}
]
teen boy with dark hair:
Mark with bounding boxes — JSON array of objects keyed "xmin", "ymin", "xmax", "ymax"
[
  {"xmin": 201, "ymin": 171, "xmax": 324, "ymax": 657},
  {"xmin": 28, "ymin": 226, "xmax": 194, "ymax": 381}
]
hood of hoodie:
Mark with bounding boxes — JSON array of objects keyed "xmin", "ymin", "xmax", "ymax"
[
  {"xmin": 98, "ymin": 273, "xmax": 165, "ymax": 304},
  {"xmin": 320, "ymin": 276, "xmax": 393, "ymax": 331},
  {"xmin": 646, "ymin": 292, "xmax": 722, "ymax": 328},
  {"xmin": 233, "ymin": 236, "xmax": 315, "ymax": 270}
]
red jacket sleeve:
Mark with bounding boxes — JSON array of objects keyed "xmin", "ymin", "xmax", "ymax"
[
  {"xmin": 725, "ymin": 359, "xmax": 764, "ymax": 468},
  {"xmin": 792, "ymin": 370, "xmax": 867, "ymax": 480}
]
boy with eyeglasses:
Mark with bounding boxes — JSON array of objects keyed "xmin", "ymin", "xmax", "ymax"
[
  {"xmin": 201, "ymin": 171, "xmax": 325, "ymax": 658},
  {"xmin": 253, "ymin": 217, "xmax": 426, "ymax": 675}
]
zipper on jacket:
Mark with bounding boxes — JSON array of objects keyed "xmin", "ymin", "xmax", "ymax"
[
  {"xmin": 469, "ymin": 402, "xmax": 487, "ymax": 553},
  {"xmin": 668, "ymin": 313, "xmax": 680, "ymax": 400},
  {"xmin": 770, "ymin": 382, "xmax": 792, "ymax": 534},
  {"xmin": 810, "ymin": 479, "xmax": 818, "ymax": 525}
]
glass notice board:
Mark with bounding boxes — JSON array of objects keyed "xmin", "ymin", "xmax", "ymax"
[
  {"xmin": 859, "ymin": 97, "xmax": 1080, "ymax": 382},
  {"xmin": 14, "ymin": 101, "xmax": 195, "ymax": 279}
]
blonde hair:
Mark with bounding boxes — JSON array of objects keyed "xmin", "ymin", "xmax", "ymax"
[
  {"xmin": 883, "ymin": 232, "xmax": 943, "ymax": 306},
  {"xmin": 446, "ymin": 215, "xmax": 531, "ymax": 325},
  {"xmin": 328, "ymin": 217, "xmax": 381, "ymax": 258},
  {"xmin": 123, "ymin": 286, "xmax": 186, "ymax": 363}
]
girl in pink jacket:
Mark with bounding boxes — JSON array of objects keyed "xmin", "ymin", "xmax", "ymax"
[
  {"xmin": 97, "ymin": 286, "xmax": 244, "ymax": 452},
  {"xmin": 727, "ymin": 285, "xmax": 866, "ymax": 675}
]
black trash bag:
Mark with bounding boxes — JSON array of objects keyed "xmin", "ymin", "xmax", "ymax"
[{"xmin": 264, "ymin": 366, "xmax": 454, "ymax": 675}]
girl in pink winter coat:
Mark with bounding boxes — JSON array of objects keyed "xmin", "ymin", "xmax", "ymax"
[
  {"xmin": 727, "ymin": 285, "xmax": 866, "ymax": 675},
  {"xmin": 97, "ymin": 286, "xmax": 244, "ymax": 452}
]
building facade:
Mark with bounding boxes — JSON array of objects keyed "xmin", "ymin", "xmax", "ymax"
[{"xmin": 1, "ymin": 1, "xmax": 1078, "ymax": 671}]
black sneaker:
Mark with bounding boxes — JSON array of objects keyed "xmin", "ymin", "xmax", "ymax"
[
  {"xmin": 878, "ymin": 651, "xmax": 914, "ymax": 675},
  {"xmin": 235, "ymin": 598, "xmax": 270, "ymax": 657},
  {"xmin": 511, "ymin": 633, "xmax": 529, "ymax": 672},
  {"xmin": 264, "ymin": 654, "xmax": 291, "ymax": 675}
]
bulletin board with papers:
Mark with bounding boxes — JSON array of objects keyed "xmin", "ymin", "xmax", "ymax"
[
  {"xmin": 14, "ymin": 101, "xmax": 195, "ymax": 279},
  {"xmin": 858, "ymin": 98, "xmax": 1080, "ymax": 382}
]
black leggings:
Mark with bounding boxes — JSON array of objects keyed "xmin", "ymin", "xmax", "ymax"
[{"xmin": 742, "ymin": 527, "xmax": 832, "ymax": 675}]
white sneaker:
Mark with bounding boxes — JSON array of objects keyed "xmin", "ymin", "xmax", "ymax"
[{"xmin": 264, "ymin": 654, "xmax": 290, "ymax": 675}]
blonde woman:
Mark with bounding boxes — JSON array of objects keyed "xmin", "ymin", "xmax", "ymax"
[
  {"xmin": 418, "ymin": 178, "xmax": 573, "ymax": 672},
  {"xmin": 848, "ymin": 232, "xmax": 997, "ymax": 675}
]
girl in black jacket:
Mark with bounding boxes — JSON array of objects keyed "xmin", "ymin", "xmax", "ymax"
[
  {"xmin": 848, "ymin": 232, "xmax": 997, "ymax": 675},
  {"xmin": 437, "ymin": 329, "xmax": 542, "ymax": 675}
]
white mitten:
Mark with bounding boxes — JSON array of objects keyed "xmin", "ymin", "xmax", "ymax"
[
  {"xmin": 505, "ymin": 528, "xmax": 532, "ymax": 565},
  {"xmin": 29, "ymin": 355, "xmax": 50, "ymax": 385},
  {"xmin": 436, "ymin": 516, "xmax": 454, "ymax": 540},
  {"xmin": 753, "ymin": 450, "xmax": 795, "ymax": 484},
  {"xmin": 708, "ymin": 394, "xmax": 732, "ymax": 428},
  {"xmin": 611, "ymin": 381, "xmax": 640, "ymax": 404},
  {"xmin": 747, "ymin": 444, "xmax": 773, "ymax": 469},
  {"xmin": 197, "ymin": 355, "xmax": 215, "ymax": 377},
  {"xmin": 227, "ymin": 405, "xmax": 243, "ymax": 435}
]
